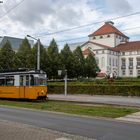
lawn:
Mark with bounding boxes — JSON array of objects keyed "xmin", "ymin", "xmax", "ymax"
[{"xmin": 0, "ymin": 99, "xmax": 139, "ymax": 118}]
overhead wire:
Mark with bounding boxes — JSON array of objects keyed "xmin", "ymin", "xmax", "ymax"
[
  {"xmin": 36, "ymin": 11, "xmax": 140, "ymax": 37},
  {"xmin": 46, "ymin": 26, "xmax": 140, "ymax": 44},
  {"xmin": 0, "ymin": 0, "xmax": 26, "ymax": 21}
]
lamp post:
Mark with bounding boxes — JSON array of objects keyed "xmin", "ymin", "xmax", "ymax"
[
  {"xmin": 27, "ymin": 35, "xmax": 40, "ymax": 70},
  {"xmin": 64, "ymin": 69, "xmax": 67, "ymax": 96}
]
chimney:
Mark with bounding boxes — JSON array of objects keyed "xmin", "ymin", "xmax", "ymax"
[{"xmin": 105, "ymin": 21, "xmax": 114, "ymax": 25}]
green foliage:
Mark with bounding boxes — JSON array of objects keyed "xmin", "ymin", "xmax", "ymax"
[
  {"xmin": 84, "ymin": 53, "xmax": 99, "ymax": 78},
  {"xmin": 0, "ymin": 40, "xmax": 16, "ymax": 70},
  {"xmin": 46, "ymin": 38, "xmax": 60, "ymax": 78},
  {"xmin": 16, "ymin": 38, "xmax": 33, "ymax": 68},
  {"xmin": 73, "ymin": 46, "xmax": 85, "ymax": 78},
  {"xmin": 48, "ymin": 84, "xmax": 140, "ymax": 96},
  {"xmin": 0, "ymin": 100, "xmax": 138, "ymax": 118},
  {"xmin": 60, "ymin": 44, "xmax": 75, "ymax": 78},
  {"xmin": 32, "ymin": 42, "xmax": 47, "ymax": 71}
]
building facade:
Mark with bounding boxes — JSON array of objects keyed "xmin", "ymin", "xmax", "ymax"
[
  {"xmin": 0, "ymin": 36, "xmax": 34, "ymax": 52},
  {"xmin": 74, "ymin": 21, "xmax": 140, "ymax": 77}
]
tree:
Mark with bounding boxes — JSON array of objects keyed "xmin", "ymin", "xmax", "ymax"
[
  {"xmin": 32, "ymin": 42, "xmax": 47, "ymax": 71},
  {"xmin": 46, "ymin": 39, "xmax": 60, "ymax": 79},
  {"xmin": 60, "ymin": 44, "xmax": 75, "ymax": 78},
  {"xmin": 16, "ymin": 37, "xmax": 33, "ymax": 69},
  {"xmin": 0, "ymin": 40, "xmax": 16, "ymax": 70},
  {"xmin": 84, "ymin": 53, "xmax": 99, "ymax": 78},
  {"xmin": 73, "ymin": 46, "xmax": 85, "ymax": 78}
]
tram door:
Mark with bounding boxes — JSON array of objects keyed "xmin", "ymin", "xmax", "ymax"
[{"xmin": 19, "ymin": 75, "xmax": 26, "ymax": 98}]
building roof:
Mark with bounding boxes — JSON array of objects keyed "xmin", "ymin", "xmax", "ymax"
[
  {"xmin": 82, "ymin": 48, "xmax": 94, "ymax": 55},
  {"xmin": 81, "ymin": 41, "xmax": 112, "ymax": 50},
  {"xmin": 113, "ymin": 41, "xmax": 140, "ymax": 52},
  {"xmin": 88, "ymin": 21, "xmax": 129, "ymax": 39}
]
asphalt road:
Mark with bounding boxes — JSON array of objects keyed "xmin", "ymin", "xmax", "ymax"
[{"xmin": 0, "ymin": 106, "xmax": 140, "ymax": 140}]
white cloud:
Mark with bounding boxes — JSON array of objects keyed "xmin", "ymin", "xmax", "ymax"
[{"xmin": 0, "ymin": 0, "xmax": 139, "ymax": 48}]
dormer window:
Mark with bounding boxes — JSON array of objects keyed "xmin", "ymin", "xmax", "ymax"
[
  {"xmin": 107, "ymin": 34, "xmax": 110, "ymax": 38},
  {"xmin": 100, "ymin": 36, "xmax": 103, "ymax": 39}
]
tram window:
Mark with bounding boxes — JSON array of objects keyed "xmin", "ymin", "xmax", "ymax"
[
  {"xmin": 20, "ymin": 76, "xmax": 23, "ymax": 86},
  {"xmin": 26, "ymin": 75, "xmax": 29, "ymax": 86},
  {"xmin": 0, "ymin": 79, "xmax": 5, "ymax": 85},
  {"xmin": 30, "ymin": 75, "xmax": 34, "ymax": 86},
  {"xmin": 6, "ymin": 76, "xmax": 14, "ymax": 86}
]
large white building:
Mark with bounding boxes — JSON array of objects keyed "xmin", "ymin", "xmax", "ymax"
[{"xmin": 71, "ymin": 21, "xmax": 140, "ymax": 77}]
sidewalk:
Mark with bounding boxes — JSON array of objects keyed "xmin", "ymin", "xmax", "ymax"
[
  {"xmin": 117, "ymin": 112, "xmax": 140, "ymax": 123},
  {"xmin": 48, "ymin": 94, "xmax": 140, "ymax": 107},
  {"xmin": 0, "ymin": 119, "xmax": 94, "ymax": 140}
]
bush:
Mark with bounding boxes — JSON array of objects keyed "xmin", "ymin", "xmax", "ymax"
[{"xmin": 48, "ymin": 85, "xmax": 140, "ymax": 96}]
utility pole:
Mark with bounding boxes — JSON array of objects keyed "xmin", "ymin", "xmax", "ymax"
[
  {"xmin": 37, "ymin": 39, "xmax": 40, "ymax": 70},
  {"xmin": 64, "ymin": 69, "xmax": 67, "ymax": 96},
  {"xmin": 27, "ymin": 35, "xmax": 40, "ymax": 70}
]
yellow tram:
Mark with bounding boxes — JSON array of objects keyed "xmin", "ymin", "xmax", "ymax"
[{"xmin": 0, "ymin": 69, "xmax": 47, "ymax": 100}]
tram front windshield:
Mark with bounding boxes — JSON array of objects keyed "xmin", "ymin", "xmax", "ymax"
[{"xmin": 33, "ymin": 74, "xmax": 47, "ymax": 86}]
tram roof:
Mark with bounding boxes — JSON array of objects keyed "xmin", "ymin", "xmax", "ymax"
[{"xmin": 0, "ymin": 69, "xmax": 46, "ymax": 76}]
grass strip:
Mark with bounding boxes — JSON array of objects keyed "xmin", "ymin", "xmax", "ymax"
[{"xmin": 0, "ymin": 100, "xmax": 139, "ymax": 118}]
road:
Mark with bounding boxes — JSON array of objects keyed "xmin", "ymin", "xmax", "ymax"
[
  {"xmin": 49, "ymin": 94, "xmax": 140, "ymax": 107},
  {"xmin": 0, "ymin": 106, "xmax": 140, "ymax": 140}
]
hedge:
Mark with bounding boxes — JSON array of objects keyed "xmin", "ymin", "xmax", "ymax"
[{"xmin": 48, "ymin": 85, "xmax": 140, "ymax": 96}]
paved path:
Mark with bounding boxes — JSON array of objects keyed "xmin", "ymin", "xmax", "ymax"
[
  {"xmin": 0, "ymin": 119, "xmax": 92, "ymax": 140},
  {"xmin": 48, "ymin": 94, "xmax": 140, "ymax": 107},
  {"xmin": 0, "ymin": 106, "xmax": 140, "ymax": 140},
  {"xmin": 117, "ymin": 111, "xmax": 140, "ymax": 123}
]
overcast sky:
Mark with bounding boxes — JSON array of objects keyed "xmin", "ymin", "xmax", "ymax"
[{"xmin": 0, "ymin": 0, "xmax": 140, "ymax": 49}]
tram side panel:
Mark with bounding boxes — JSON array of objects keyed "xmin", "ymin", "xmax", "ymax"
[
  {"xmin": 25, "ymin": 86, "xmax": 48, "ymax": 99},
  {"xmin": 0, "ymin": 86, "xmax": 20, "ymax": 99}
]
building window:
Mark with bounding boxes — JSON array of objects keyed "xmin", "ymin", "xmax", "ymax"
[
  {"xmin": 96, "ymin": 50, "xmax": 98, "ymax": 54},
  {"xmin": 119, "ymin": 36, "xmax": 121, "ymax": 39},
  {"xmin": 122, "ymin": 52, "xmax": 125, "ymax": 55},
  {"xmin": 113, "ymin": 58, "xmax": 115, "ymax": 66},
  {"xmin": 96, "ymin": 57, "xmax": 99, "ymax": 65},
  {"xmin": 102, "ymin": 50, "xmax": 104, "ymax": 54},
  {"xmin": 122, "ymin": 58, "xmax": 126, "ymax": 65},
  {"xmin": 129, "ymin": 58, "xmax": 133, "ymax": 67},
  {"xmin": 116, "ymin": 35, "xmax": 118, "ymax": 38},
  {"xmin": 137, "ymin": 58, "xmax": 140, "ymax": 66},
  {"xmin": 129, "ymin": 51, "xmax": 132, "ymax": 55},
  {"xmin": 100, "ymin": 36, "xmax": 103, "ymax": 39},
  {"xmin": 93, "ymin": 37, "xmax": 96, "ymax": 39},
  {"xmin": 137, "ymin": 70, "xmax": 140, "ymax": 76},
  {"xmin": 109, "ymin": 58, "xmax": 111, "ymax": 66},
  {"xmin": 137, "ymin": 50, "xmax": 140, "ymax": 55},
  {"xmin": 101, "ymin": 57, "xmax": 105, "ymax": 67},
  {"xmin": 107, "ymin": 34, "xmax": 110, "ymax": 38},
  {"xmin": 122, "ymin": 70, "xmax": 126, "ymax": 75},
  {"xmin": 121, "ymin": 58, "xmax": 126, "ymax": 69},
  {"xmin": 116, "ymin": 59, "xmax": 118, "ymax": 66},
  {"xmin": 129, "ymin": 58, "xmax": 133, "ymax": 64},
  {"xmin": 129, "ymin": 70, "xmax": 133, "ymax": 75}
]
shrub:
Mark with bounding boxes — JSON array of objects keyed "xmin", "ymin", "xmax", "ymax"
[{"xmin": 48, "ymin": 85, "xmax": 140, "ymax": 96}]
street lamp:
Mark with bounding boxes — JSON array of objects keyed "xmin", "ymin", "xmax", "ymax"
[{"xmin": 27, "ymin": 35, "xmax": 40, "ymax": 70}]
